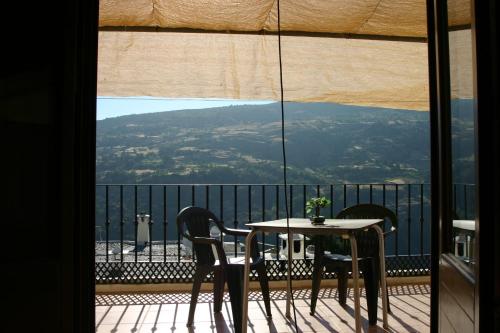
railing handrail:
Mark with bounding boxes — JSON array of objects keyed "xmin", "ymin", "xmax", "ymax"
[{"xmin": 96, "ymin": 182, "xmax": 433, "ymax": 186}]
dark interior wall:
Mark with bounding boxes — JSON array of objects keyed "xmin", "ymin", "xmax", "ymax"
[
  {"xmin": 0, "ymin": 0, "xmax": 498, "ymax": 332},
  {"xmin": 474, "ymin": 1, "xmax": 500, "ymax": 331},
  {"xmin": 0, "ymin": 1, "xmax": 97, "ymax": 332}
]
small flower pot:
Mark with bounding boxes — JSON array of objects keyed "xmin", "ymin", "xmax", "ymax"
[{"xmin": 310, "ymin": 216, "xmax": 326, "ymax": 225}]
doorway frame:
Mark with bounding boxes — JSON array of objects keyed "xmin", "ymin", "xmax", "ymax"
[
  {"xmin": 429, "ymin": 0, "xmax": 500, "ymax": 331},
  {"xmin": 80, "ymin": 0, "xmax": 500, "ymax": 332},
  {"xmin": 71, "ymin": 0, "xmax": 98, "ymax": 331}
]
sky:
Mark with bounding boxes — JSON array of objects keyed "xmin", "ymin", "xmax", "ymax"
[{"xmin": 96, "ymin": 97, "xmax": 274, "ymax": 120}]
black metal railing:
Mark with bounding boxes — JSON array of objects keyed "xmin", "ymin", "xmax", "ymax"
[
  {"xmin": 452, "ymin": 183, "xmax": 476, "ymax": 220},
  {"xmin": 94, "ymin": 183, "xmax": 473, "ymax": 283}
]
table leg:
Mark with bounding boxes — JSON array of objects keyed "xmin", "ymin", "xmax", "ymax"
[
  {"xmin": 349, "ymin": 234, "xmax": 361, "ymax": 333},
  {"xmin": 242, "ymin": 229, "xmax": 257, "ymax": 333},
  {"xmin": 372, "ymin": 224, "xmax": 388, "ymax": 328}
]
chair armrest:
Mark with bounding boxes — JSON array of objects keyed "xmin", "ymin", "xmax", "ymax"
[
  {"xmin": 383, "ymin": 226, "xmax": 397, "ymax": 237},
  {"xmin": 190, "ymin": 236, "xmax": 219, "ymax": 245},
  {"xmin": 217, "ymin": 226, "xmax": 263, "ymax": 261},
  {"xmin": 219, "ymin": 226, "xmax": 251, "ymax": 237},
  {"xmin": 190, "ymin": 236, "xmax": 227, "ymax": 263}
]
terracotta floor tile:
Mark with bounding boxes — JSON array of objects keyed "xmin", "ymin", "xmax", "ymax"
[{"xmin": 96, "ymin": 285, "xmax": 430, "ymax": 333}]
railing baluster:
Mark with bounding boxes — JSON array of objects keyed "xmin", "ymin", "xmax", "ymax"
[
  {"xmin": 407, "ymin": 184, "xmax": 412, "ymax": 255},
  {"xmin": 356, "ymin": 184, "xmax": 360, "ymax": 204},
  {"xmin": 369, "ymin": 184, "xmax": 373, "ymax": 204},
  {"xmin": 395, "ymin": 184, "xmax": 399, "ymax": 256},
  {"xmin": 343, "ymin": 184, "xmax": 347, "ymax": 208},
  {"xmin": 163, "ymin": 185, "xmax": 167, "ymax": 262},
  {"xmin": 234, "ymin": 185, "xmax": 238, "ymax": 257},
  {"xmin": 247, "ymin": 185, "xmax": 253, "ymax": 257},
  {"xmin": 134, "ymin": 185, "xmax": 138, "ymax": 263},
  {"xmin": 380, "ymin": 185, "xmax": 386, "ymax": 233},
  {"xmin": 303, "ymin": 185, "xmax": 306, "ymax": 218},
  {"xmin": 262, "ymin": 185, "xmax": 266, "ymax": 221},
  {"xmin": 149, "ymin": 185, "xmax": 153, "ymax": 262},
  {"xmin": 463, "ymin": 184, "xmax": 468, "ymax": 219},
  {"xmin": 383, "ymin": 184, "xmax": 386, "ymax": 207},
  {"xmin": 453, "ymin": 183, "xmax": 457, "ymax": 216},
  {"xmin": 420, "ymin": 184, "xmax": 424, "ymax": 256},
  {"xmin": 177, "ymin": 185, "xmax": 181, "ymax": 262},
  {"xmin": 330, "ymin": 184, "xmax": 334, "ymax": 218},
  {"xmin": 120, "ymin": 185, "xmax": 124, "ymax": 263},
  {"xmin": 302, "ymin": 185, "xmax": 307, "ymax": 259},
  {"xmin": 205, "ymin": 185, "xmax": 209, "ymax": 209},
  {"xmin": 316, "ymin": 184, "xmax": 320, "ymax": 197},
  {"xmin": 105, "ymin": 185, "xmax": 109, "ymax": 263},
  {"xmin": 206, "ymin": 185, "xmax": 210, "ymax": 260},
  {"xmin": 276, "ymin": 185, "xmax": 280, "ymax": 256},
  {"xmin": 192, "ymin": 185, "xmax": 195, "ymax": 206},
  {"xmin": 276, "ymin": 185, "xmax": 280, "ymax": 219},
  {"xmin": 290, "ymin": 185, "xmax": 293, "ymax": 217},
  {"xmin": 262, "ymin": 185, "xmax": 266, "ymax": 260},
  {"xmin": 191, "ymin": 185, "xmax": 197, "ymax": 263},
  {"xmin": 220, "ymin": 185, "xmax": 224, "ymax": 244},
  {"xmin": 220, "ymin": 185, "xmax": 224, "ymax": 223},
  {"xmin": 248, "ymin": 185, "xmax": 252, "ymax": 223},
  {"xmin": 301, "ymin": 188, "xmax": 307, "ymax": 259}
]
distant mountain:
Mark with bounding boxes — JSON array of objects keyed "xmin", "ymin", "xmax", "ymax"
[{"xmin": 96, "ymin": 102, "xmax": 431, "ymax": 185}]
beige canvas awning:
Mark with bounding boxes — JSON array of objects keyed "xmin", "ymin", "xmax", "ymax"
[{"xmin": 97, "ymin": 0, "xmax": 473, "ymax": 111}]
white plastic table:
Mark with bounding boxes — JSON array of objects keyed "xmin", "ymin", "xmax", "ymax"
[
  {"xmin": 241, "ymin": 218, "xmax": 389, "ymax": 333},
  {"xmin": 453, "ymin": 219, "xmax": 475, "ymax": 231}
]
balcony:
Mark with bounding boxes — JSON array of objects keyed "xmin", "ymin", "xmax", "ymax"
[{"xmin": 94, "ymin": 182, "xmax": 473, "ymax": 332}]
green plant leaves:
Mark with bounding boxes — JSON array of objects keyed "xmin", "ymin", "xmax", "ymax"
[{"xmin": 305, "ymin": 196, "xmax": 332, "ymax": 215}]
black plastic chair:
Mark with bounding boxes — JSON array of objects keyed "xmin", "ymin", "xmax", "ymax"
[
  {"xmin": 176, "ymin": 206, "xmax": 271, "ymax": 332},
  {"xmin": 309, "ymin": 204, "xmax": 397, "ymax": 324}
]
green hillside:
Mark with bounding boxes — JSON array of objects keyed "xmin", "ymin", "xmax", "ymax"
[{"xmin": 96, "ymin": 102, "xmax": 431, "ymax": 185}]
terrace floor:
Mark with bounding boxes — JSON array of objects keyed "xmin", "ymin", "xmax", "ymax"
[{"xmin": 96, "ymin": 283, "xmax": 430, "ymax": 333}]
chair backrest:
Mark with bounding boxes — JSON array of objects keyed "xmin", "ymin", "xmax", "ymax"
[
  {"xmin": 177, "ymin": 206, "xmax": 221, "ymax": 266},
  {"xmin": 336, "ymin": 203, "xmax": 397, "ymax": 229},
  {"xmin": 335, "ymin": 204, "xmax": 397, "ymax": 259}
]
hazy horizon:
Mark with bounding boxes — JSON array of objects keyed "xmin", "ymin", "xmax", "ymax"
[{"xmin": 96, "ymin": 97, "xmax": 274, "ymax": 120}]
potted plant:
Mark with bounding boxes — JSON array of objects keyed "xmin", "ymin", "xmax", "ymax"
[{"xmin": 306, "ymin": 196, "xmax": 332, "ymax": 224}]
